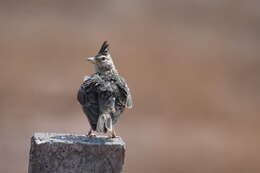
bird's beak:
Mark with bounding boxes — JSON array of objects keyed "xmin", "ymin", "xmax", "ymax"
[{"xmin": 86, "ymin": 57, "xmax": 96, "ymax": 64}]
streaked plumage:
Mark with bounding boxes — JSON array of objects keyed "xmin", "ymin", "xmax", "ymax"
[{"xmin": 77, "ymin": 41, "xmax": 132, "ymax": 137}]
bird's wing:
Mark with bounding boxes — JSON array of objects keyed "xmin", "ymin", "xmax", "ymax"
[
  {"xmin": 77, "ymin": 75, "xmax": 104, "ymax": 130},
  {"xmin": 116, "ymin": 76, "xmax": 133, "ymax": 109},
  {"xmin": 77, "ymin": 75, "xmax": 102, "ymax": 105},
  {"xmin": 77, "ymin": 87, "xmax": 86, "ymax": 105}
]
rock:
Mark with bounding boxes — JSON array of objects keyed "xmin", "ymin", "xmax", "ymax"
[{"xmin": 28, "ymin": 132, "xmax": 126, "ymax": 173}]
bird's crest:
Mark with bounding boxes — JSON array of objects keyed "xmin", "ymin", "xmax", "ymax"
[{"xmin": 98, "ymin": 41, "xmax": 109, "ymax": 55}]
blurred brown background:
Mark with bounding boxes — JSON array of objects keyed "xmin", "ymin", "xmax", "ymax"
[{"xmin": 1, "ymin": 0, "xmax": 260, "ymax": 172}]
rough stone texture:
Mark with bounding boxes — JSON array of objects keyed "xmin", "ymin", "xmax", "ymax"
[{"xmin": 28, "ymin": 133, "xmax": 126, "ymax": 173}]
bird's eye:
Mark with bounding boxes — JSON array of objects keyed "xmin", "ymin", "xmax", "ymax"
[{"xmin": 101, "ymin": 57, "xmax": 106, "ymax": 61}]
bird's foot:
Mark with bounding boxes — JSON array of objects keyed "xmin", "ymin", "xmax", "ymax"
[
  {"xmin": 111, "ymin": 134, "xmax": 119, "ymax": 138},
  {"xmin": 86, "ymin": 130, "xmax": 96, "ymax": 137},
  {"xmin": 111, "ymin": 130, "xmax": 118, "ymax": 138},
  {"xmin": 87, "ymin": 133, "xmax": 96, "ymax": 137}
]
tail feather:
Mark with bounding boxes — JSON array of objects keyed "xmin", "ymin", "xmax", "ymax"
[{"xmin": 96, "ymin": 113, "xmax": 112, "ymax": 133}]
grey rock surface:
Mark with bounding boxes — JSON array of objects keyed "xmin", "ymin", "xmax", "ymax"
[{"xmin": 28, "ymin": 133, "xmax": 126, "ymax": 173}]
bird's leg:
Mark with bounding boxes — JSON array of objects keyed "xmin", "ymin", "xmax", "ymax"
[
  {"xmin": 111, "ymin": 129, "xmax": 118, "ymax": 138},
  {"xmin": 87, "ymin": 129, "xmax": 96, "ymax": 137}
]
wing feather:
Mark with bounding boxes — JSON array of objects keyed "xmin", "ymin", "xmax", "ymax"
[
  {"xmin": 77, "ymin": 75, "xmax": 103, "ymax": 130},
  {"xmin": 116, "ymin": 76, "xmax": 133, "ymax": 109}
]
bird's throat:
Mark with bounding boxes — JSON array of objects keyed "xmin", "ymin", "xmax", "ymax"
[{"xmin": 95, "ymin": 65, "xmax": 118, "ymax": 75}]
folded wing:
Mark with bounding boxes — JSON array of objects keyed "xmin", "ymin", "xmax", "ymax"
[{"xmin": 116, "ymin": 76, "xmax": 133, "ymax": 109}]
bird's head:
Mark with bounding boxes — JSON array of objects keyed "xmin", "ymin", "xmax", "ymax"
[{"xmin": 87, "ymin": 41, "xmax": 117, "ymax": 73}]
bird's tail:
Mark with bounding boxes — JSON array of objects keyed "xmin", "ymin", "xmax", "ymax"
[{"xmin": 96, "ymin": 113, "xmax": 112, "ymax": 133}]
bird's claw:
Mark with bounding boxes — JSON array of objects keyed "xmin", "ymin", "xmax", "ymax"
[
  {"xmin": 111, "ymin": 135, "xmax": 119, "ymax": 138},
  {"xmin": 86, "ymin": 130, "xmax": 96, "ymax": 137},
  {"xmin": 111, "ymin": 130, "xmax": 118, "ymax": 138},
  {"xmin": 87, "ymin": 134, "xmax": 97, "ymax": 137},
  {"xmin": 87, "ymin": 133, "xmax": 96, "ymax": 137}
]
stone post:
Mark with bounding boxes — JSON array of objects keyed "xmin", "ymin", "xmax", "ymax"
[{"xmin": 28, "ymin": 133, "xmax": 126, "ymax": 173}]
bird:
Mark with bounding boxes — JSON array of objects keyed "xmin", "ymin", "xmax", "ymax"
[{"xmin": 77, "ymin": 41, "xmax": 133, "ymax": 138}]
